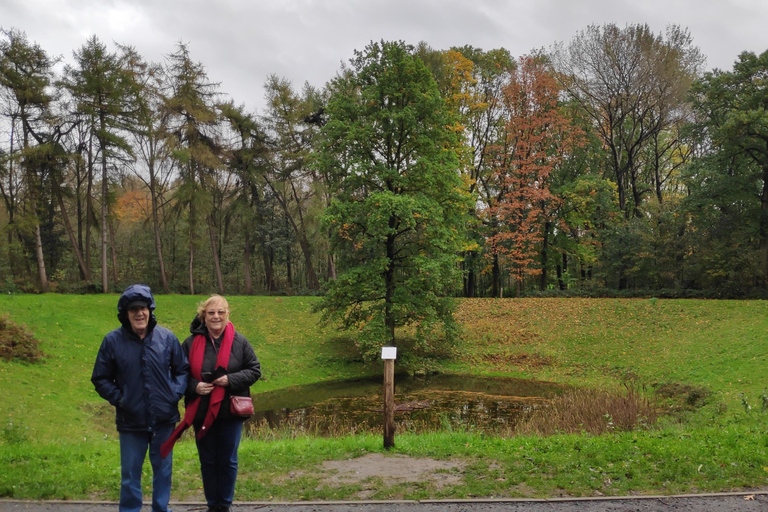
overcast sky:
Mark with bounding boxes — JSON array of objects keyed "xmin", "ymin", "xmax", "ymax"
[{"xmin": 3, "ymin": 0, "xmax": 767, "ymax": 112}]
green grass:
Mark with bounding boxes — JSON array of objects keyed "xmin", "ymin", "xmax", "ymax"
[{"xmin": 1, "ymin": 295, "xmax": 768, "ymax": 499}]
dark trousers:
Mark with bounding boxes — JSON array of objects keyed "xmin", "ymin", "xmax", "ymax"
[{"xmin": 195, "ymin": 419, "xmax": 243, "ymax": 508}]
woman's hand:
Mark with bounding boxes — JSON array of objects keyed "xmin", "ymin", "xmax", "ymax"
[
  {"xmin": 212, "ymin": 375, "xmax": 229, "ymax": 387},
  {"xmin": 196, "ymin": 382, "xmax": 215, "ymax": 395}
]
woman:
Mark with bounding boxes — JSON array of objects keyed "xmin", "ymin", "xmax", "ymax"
[{"xmin": 163, "ymin": 295, "xmax": 260, "ymax": 512}]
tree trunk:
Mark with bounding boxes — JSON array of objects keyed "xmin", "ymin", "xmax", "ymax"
[
  {"xmin": 99, "ymin": 114, "xmax": 109, "ymax": 293},
  {"xmin": 290, "ymin": 180, "xmax": 321, "ymax": 289},
  {"xmin": 188, "ymin": 197, "xmax": 196, "ymax": 295},
  {"xmin": 243, "ymin": 224, "xmax": 253, "ymax": 295},
  {"xmin": 149, "ymin": 155, "xmax": 170, "ymax": 294},
  {"xmin": 2, "ymin": 120, "xmax": 17, "ymax": 273},
  {"xmin": 86, "ymin": 134, "xmax": 94, "ymax": 272},
  {"xmin": 188, "ymin": 244, "xmax": 195, "ymax": 295},
  {"xmin": 327, "ymin": 252, "xmax": 337, "ymax": 281},
  {"xmin": 618, "ymin": 270, "xmax": 628, "ymax": 290},
  {"xmin": 285, "ymin": 214, "xmax": 293, "ymax": 290},
  {"xmin": 464, "ymin": 251, "xmax": 476, "ymax": 298},
  {"xmin": 75, "ymin": 155, "xmax": 85, "ymax": 280},
  {"xmin": 630, "ymin": 166, "xmax": 643, "ymax": 219},
  {"xmin": 611, "ymin": 141, "xmax": 626, "ymax": 213},
  {"xmin": 108, "ymin": 214, "xmax": 119, "ymax": 285},
  {"xmin": 287, "ymin": 209, "xmax": 319, "ymax": 289},
  {"xmin": 492, "ymin": 252, "xmax": 501, "ymax": 298},
  {"xmin": 55, "ymin": 183, "xmax": 91, "ymax": 282},
  {"xmin": 246, "ymin": 183, "xmax": 274, "ymax": 292},
  {"xmin": 28, "ymin": 175, "xmax": 48, "ymax": 293},
  {"xmin": 385, "ymin": 227, "xmax": 396, "ymax": 346},
  {"xmin": 760, "ymin": 165, "xmax": 768, "ymax": 288},
  {"xmin": 267, "ymin": 175, "xmax": 320, "ymax": 290},
  {"xmin": 559, "ymin": 252, "xmax": 568, "ymax": 290},
  {"xmin": 540, "ymin": 221, "xmax": 550, "ymax": 291},
  {"xmin": 262, "ymin": 246, "xmax": 275, "ymax": 292},
  {"xmin": 20, "ymin": 119, "xmax": 47, "ymax": 292},
  {"xmin": 207, "ymin": 213, "xmax": 225, "ymax": 294},
  {"xmin": 33, "ymin": 220, "xmax": 48, "ymax": 292},
  {"xmin": 654, "ymin": 135, "xmax": 664, "ymax": 204}
]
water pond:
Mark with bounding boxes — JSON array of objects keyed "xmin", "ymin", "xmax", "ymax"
[{"xmin": 245, "ymin": 374, "xmax": 565, "ymax": 436}]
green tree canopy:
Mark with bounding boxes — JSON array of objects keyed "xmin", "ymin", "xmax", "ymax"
[
  {"xmin": 315, "ymin": 40, "xmax": 471, "ymax": 367},
  {"xmin": 687, "ymin": 50, "xmax": 768, "ymax": 288}
]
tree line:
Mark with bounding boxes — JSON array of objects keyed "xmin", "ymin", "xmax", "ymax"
[{"xmin": 1, "ymin": 24, "xmax": 766, "ymax": 299}]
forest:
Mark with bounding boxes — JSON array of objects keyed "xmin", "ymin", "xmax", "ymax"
[{"xmin": 1, "ymin": 23, "xmax": 767, "ymax": 299}]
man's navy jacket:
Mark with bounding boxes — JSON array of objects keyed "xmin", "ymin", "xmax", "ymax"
[{"xmin": 91, "ymin": 284, "xmax": 188, "ymax": 432}]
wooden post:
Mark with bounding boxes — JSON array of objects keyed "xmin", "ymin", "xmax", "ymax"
[{"xmin": 381, "ymin": 346, "xmax": 397, "ymax": 449}]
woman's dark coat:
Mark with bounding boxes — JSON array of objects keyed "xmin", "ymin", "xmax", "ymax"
[{"xmin": 181, "ymin": 317, "xmax": 261, "ymax": 426}]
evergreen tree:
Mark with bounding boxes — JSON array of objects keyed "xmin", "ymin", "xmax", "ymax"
[
  {"xmin": 62, "ymin": 35, "xmax": 138, "ymax": 292},
  {"xmin": 163, "ymin": 42, "xmax": 224, "ymax": 294}
]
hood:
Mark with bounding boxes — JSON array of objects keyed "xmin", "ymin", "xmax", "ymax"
[
  {"xmin": 189, "ymin": 316, "xmax": 206, "ymax": 335},
  {"xmin": 117, "ymin": 283, "xmax": 157, "ymax": 332}
]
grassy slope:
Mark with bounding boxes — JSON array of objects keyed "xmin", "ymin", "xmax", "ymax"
[
  {"xmin": 1, "ymin": 295, "xmax": 768, "ymax": 499},
  {"xmin": 0, "ymin": 294, "xmax": 366, "ymax": 443},
  {"xmin": 453, "ymin": 298, "xmax": 768, "ymax": 401}
]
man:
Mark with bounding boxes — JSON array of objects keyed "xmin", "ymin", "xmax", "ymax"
[{"xmin": 92, "ymin": 284, "xmax": 188, "ymax": 512}]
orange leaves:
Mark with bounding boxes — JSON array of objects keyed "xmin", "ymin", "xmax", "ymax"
[
  {"xmin": 115, "ymin": 189, "xmax": 150, "ymax": 223},
  {"xmin": 338, "ymin": 222, "xmax": 354, "ymax": 241},
  {"xmin": 482, "ymin": 56, "xmax": 583, "ymax": 283}
]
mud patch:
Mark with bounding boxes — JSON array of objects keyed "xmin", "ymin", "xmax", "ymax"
[
  {"xmin": 318, "ymin": 453, "xmax": 465, "ymax": 489},
  {"xmin": 81, "ymin": 401, "xmax": 116, "ymax": 434}
]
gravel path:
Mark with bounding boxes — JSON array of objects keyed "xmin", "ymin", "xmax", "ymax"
[{"xmin": 1, "ymin": 493, "xmax": 767, "ymax": 512}]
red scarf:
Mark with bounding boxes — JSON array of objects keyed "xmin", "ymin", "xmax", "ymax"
[{"xmin": 160, "ymin": 322, "xmax": 234, "ymax": 458}]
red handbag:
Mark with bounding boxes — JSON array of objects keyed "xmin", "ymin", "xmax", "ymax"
[{"xmin": 230, "ymin": 395, "xmax": 254, "ymax": 417}]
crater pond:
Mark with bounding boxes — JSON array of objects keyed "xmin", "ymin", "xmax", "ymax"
[{"xmin": 245, "ymin": 374, "xmax": 566, "ymax": 436}]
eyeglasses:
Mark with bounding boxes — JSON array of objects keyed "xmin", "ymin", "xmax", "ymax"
[{"xmin": 206, "ymin": 310, "xmax": 228, "ymax": 316}]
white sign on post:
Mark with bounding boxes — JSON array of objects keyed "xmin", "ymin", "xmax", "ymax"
[{"xmin": 381, "ymin": 346, "xmax": 397, "ymax": 360}]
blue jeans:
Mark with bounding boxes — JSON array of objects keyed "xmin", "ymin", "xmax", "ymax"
[
  {"xmin": 118, "ymin": 425, "xmax": 174, "ymax": 512},
  {"xmin": 195, "ymin": 419, "xmax": 243, "ymax": 508}
]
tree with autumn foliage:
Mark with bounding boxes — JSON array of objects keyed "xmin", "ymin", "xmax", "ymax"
[
  {"xmin": 484, "ymin": 56, "xmax": 583, "ymax": 295},
  {"xmin": 441, "ymin": 46, "xmax": 515, "ymax": 297},
  {"xmin": 316, "ymin": 41, "xmax": 471, "ymax": 368}
]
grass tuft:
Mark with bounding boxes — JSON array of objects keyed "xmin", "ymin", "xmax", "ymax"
[{"xmin": 515, "ymin": 385, "xmax": 658, "ymax": 436}]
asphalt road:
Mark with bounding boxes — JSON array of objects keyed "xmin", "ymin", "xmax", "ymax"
[{"xmin": 1, "ymin": 494, "xmax": 767, "ymax": 512}]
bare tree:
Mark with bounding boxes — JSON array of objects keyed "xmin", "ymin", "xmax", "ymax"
[{"xmin": 552, "ymin": 23, "xmax": 703, "ymax": 217}]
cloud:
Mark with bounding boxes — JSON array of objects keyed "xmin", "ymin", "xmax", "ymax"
[{"xmin": 3, "ymin": 0, "xmax": 767, "ymax": 112}]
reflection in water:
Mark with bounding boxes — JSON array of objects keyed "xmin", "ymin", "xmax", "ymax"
[{"xmin": 245, "ymin": 374, "xmax": 564, "ymax": 437}]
